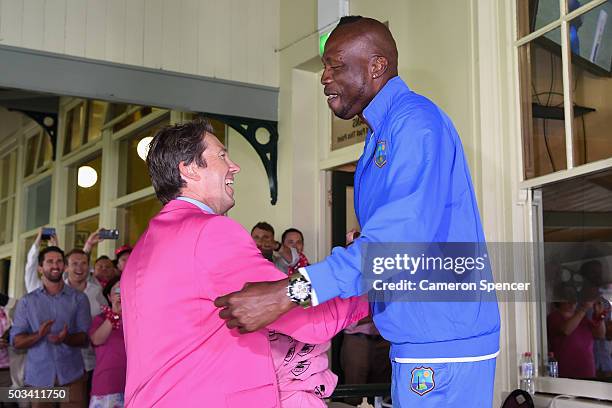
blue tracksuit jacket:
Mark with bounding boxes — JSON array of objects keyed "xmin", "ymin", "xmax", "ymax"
[{"xmin": 305, "ymin": 76, "xmax": 500, "ymax": 361}]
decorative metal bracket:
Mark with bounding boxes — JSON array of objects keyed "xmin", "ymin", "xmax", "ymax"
[
  {"xmin": 9, "ymin": 109, "xmax": 59, "ymax": 160},
  {"xmin": 202, "ymin": 113, "xmax": 279, "ymax": 205}
]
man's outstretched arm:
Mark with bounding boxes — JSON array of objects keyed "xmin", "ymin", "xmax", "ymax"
[
  {"xmin": 215, "ymin": 284, "xmax": 368, "ymax": 342},
  {"xmin": 215, "ymin": 116, "xmax": 453, "ymax": 332},
  {"xmin": 206, "ymin": 217, "xmax": 369, "ymax": 337},
  {"xmin": 214, "ymin": 279, "xmax": 296, "ymax": 333}
]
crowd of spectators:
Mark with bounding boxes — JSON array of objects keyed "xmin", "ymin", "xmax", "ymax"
[{"xmin": 1, "ymin": 228, "xmax": 130, "ymax": 407}]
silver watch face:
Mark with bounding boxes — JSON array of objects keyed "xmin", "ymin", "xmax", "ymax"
[{"xmin": 291, "ymin": 280, "xmax": 311, "ymax": 301}]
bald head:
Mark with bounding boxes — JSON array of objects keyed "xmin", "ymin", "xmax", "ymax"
[
  {"xmin": 332, "ymin": 16, "xmax": 398, "ymax": 77},
  {"xmin": 321, "ymin": 16, "xmax": 399, "ymax": 120}
]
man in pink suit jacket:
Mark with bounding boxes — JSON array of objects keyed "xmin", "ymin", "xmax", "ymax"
[{"xmin": 121, "ymin": 119, "xmax": 368, "ymax": 407}]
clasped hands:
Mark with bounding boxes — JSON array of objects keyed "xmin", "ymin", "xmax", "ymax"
[{"xmin": 38, "ymin": 320, "xmax": 68, "ymax": 344}]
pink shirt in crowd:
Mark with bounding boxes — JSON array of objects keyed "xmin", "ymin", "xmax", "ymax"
[
  {"xmin": 89, "ymin": 314, "xmax": 127, "ymax": 396},
  {"xmin": 270, "ymin": 332, "xmax": 336, "ymax": 408},
  {"xmin": 547, "ymin": 309, "xmax": 596, "ymax": 379},
  {"xmin": 0, "ymin": 308, "xmax": 9, "ymax": 369}
]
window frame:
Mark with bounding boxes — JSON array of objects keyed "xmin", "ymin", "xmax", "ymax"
[
  {"xmin": 516, "ymin": 0, "xmax": 612, "ymax": 190},
  {"xmin": 23, "ymin": 127, "xmax": 53, "ymax": 182},
  {"xmin": 61, "ymin": 99, "xmax": 109, "ymax": 159},
  {"xmin": 514, "ymin": 0, "xmax": 612, "ymax": 400},
  {"xmin": 0, "ymin": 148, "xmax": 18, "ymax": 247}
]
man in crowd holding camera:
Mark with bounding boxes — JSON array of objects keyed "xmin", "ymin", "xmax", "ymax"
[{"xmin": 11, "ymin": 246, "xmax": 91, "ymax": 407}]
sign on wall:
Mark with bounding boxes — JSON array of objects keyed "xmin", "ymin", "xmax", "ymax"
[{"xmin": 331, "ymin": 115, "xmax": 369, "ymax": 150}]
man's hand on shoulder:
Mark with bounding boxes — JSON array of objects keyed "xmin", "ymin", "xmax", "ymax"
[{"xmin": 214, "ymin": 278, "xmax": 296, "ymax": 333}]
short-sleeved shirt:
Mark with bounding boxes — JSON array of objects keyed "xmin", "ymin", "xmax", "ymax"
[
  {"xmin": 10, "ymin": 284, "xmax": 91, "ymax": 386},
  {"xmin": 89, "ymin": 314, "xmax": 126, "ymax": 396}
]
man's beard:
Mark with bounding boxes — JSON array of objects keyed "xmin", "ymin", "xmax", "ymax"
[
  {"xmin": 336, "ymin": 81, "xmax": 367, "ymax": 120},
  {"xmin": 45, "ymin": 271, "xmax": 63, "ymax": 283}
]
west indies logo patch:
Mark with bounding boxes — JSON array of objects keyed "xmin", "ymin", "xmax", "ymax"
[
  {"xmin": 374, "ymin": 140, "xmax": 387, "ymax": 168},
  {"xmin": 410, "ymin": 366, "xmax": 435, "ymax": 396}
]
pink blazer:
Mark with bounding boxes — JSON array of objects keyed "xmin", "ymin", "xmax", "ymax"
[{"xmin": 121, "ymin": 200, "xmax": 368, "ymax": 407}]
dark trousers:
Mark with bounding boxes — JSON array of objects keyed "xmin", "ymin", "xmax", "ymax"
[
  {"xmin": 0, "ymin": 368, "xmax": 15, "ymax": 408},
  {"xmin": 30, "ymin": 374, "xmax": 87, "ymax": 408},
  {"xmin": 340, "ymin": 333, "xmax": 392, "ymax": 405}
]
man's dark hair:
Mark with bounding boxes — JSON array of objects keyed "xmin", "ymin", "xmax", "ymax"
[
  {"xmin": 65, "ymin": 248, "xmax": 89, "ymax": 263},
  {"xmin": 338, "ymin": 15, "xmax": 363, "ymax": 26},
  {"xmin": 95, "ymin": 255, "xmax": 111, "ymax": 265},
  {"xmin": 251, "ymin": 222, "xmax": 275, "ymax": 236},
  {"xmin": 281, "ymin": 228, "xmax": 304, "ymax": 245},
  {"xmin": 38, "ymin": 246, "xmax": 65, "ymax": 266},
  {"xmin": 102, "ymin": 276, "xmax": 121, "ymax": 306},
  {"xmin": 146, "ymin": 118, "xmax": 215, "ymax": 204}
]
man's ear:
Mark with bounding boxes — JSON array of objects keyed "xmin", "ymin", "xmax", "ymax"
[
  {"xmin": 178, "ymin": 161, "xmax": 201, "ymax": 182},
  {"xmin": 370, "ymin": 56, "xmax": 388, "ymax": 80}
]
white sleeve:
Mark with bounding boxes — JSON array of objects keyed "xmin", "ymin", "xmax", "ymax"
[
  {"xmin": 24, "ymin": 242, "xmax": 42, "ymax": 293},
  {"xmin": 298, "ymin": 267, "xmax": 320, "ymax": 306}
]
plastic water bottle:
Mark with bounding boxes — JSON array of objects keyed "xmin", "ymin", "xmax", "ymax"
[
  {"xmin": 519, "ymin": 352, "xmax": 535, "ymax": 394},
  {"xmin": 547, "ymin": 352, "xmax": 559, "ymax": 378}
]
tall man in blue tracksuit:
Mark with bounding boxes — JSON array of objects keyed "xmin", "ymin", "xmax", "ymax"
[{"xmin": 215, "ymin": 16, "xmax": 500, "ymax": 407}]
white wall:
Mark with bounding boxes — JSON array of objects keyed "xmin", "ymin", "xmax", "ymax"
[
  {"xmin": 227, "ymin": 68, "xmax": 321, "ymax": 262},
  {"xmin": 222, "ymin": 0, "xmax": 321, "ymax": 259},
  {"xmin": 0, "ymin": 0, "xmax": 280, "ymax": 87},
  {"xmin": 227, "ymin": 126, "xmax": 289, "ymax": 240}
]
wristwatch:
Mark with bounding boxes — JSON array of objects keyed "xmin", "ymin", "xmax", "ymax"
[{"xmin": 287, "ymin": 270, "xmax": 312, "ymax": 308}]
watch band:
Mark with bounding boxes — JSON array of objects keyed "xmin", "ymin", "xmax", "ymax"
[{"xmin": 287, "ymin": 270, "xmax": 312, "ymax": 308}]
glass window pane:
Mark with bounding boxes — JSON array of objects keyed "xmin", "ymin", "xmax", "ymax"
[
  {"xmin": 64, "ymin": 103, "xmax": 85, "ymax": 155},
  {"xmin": 118, "ymin": 196, "xmax": 162, "ymax": 247},
  {"xmin": 85, "ymin": 101, "xmax": 106, "ymax": 144},
  {"xmin": 72, "ymin": 155, "xmax": 102, "ymax": 215},
  {"xmin": 36, "ymin": 132, "xmax": 53, "ymax": 170},
  {"xmin": 0, "ymin": 202, "xmax": 7, "ymax": 244},
  {"xmin": 107, "ymin": 103, "xmax": 129, "ymax": 123},
  {"xmin": 570, "ymin": 1, "xmax": 612, "ymax": 165},
  {"xmin": 519, "ymin": 28, "xmax": 569, "ymax": 179},
  {"xmin": 539, "ymin": 168, "xmax": 612, "ymax": 382},
  {"xmin": 517, "ymin": 0, "xmax": 561, "ymax": 38},
  {"xmin": 0, "ymin": 257, "xmax": 9, "ymax": 295},
  {"xmin": 209, "ymin": 118, "xmax": 226, "ymax": 146},
  {"xmin": 7, "ymin": 150, "xmax": 17, "ymax": 196},
  {"xmin": 113, "ymin": 107, "xmax": 153, "ymax": 133},
  {"xmin": 7, "ymin": 197, "xmax": 14, "ymax": 244},
  {"xmin": 121, "ymin": 119, "xmax": 169, "ymax": 196},
  {"xmin": 25, "ymin": 135, "xmax": 38, "ymax": 177},
  {"xmin": 0, "ymin": 154, "xmax": 10, "ymax": 199},
  {"xmin": 567, "ymin": 0, "xmax": 599, "ymax": 10},
  {"xmin": 25, "ymin": 176, "xmax": 52, "ymax": 231},
  {"xmin": 65, "ymin": 215, "xmax": 99, "ymax": 260},
  {"xmin": 1, "ymin": 151, "xmax": 17, "ymax": 198}
]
